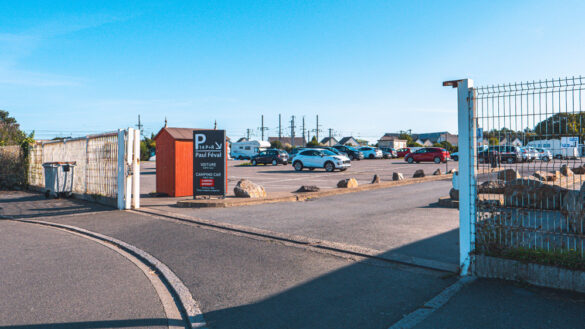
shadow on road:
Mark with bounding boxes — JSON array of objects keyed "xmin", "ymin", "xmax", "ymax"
[{"xmin": 0, "ymin": 318, "xmax": 183, "ymax": 328}]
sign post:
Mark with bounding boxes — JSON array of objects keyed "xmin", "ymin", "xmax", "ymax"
[{"xmin": 193, "ymin": 130, "xmax": 227, "ymax": 198}]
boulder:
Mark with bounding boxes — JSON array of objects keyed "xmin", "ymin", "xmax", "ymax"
[
  {"xmin": 560, "ymin": 164, "xmax": 574, "ymax": 177},
  {"xmin": 561, "ymin": 183, "xmax": 585, "ymax": 232},
  {"xmin": 449, "ymin": 188, "xmax": 459, "ymax": 201},
  {"xmin": 533, "ymin": 171, "xmax": 556, "ymax": 182},
  {"xmin": 413, "ymin": 169, "xmax": 425, "ymax": 178},
  {"xmin": 504, "ymin": 178, "xmax": 569, "ymax": 210},
  {"xmin": 234, "ymin": 179, "xmax": 267, "ymax": 198},
  {"xmin": 392, "ymin": 172, "xmax": 404, "ymax": 181},
  {"xmin": 447, "ymin": 169, "xmax": 457, "ymax": 174},
  {"xmin": 337, "ymin": 178, "xmax": 358, "ymax": 188},
  {"xmin": 371, "ymin": 174, "xmax": 380, "ymax": 184},
  {"xmin": 478, "ymin": 180, "xmax": 505, "ymax": 194},
  {"xmin": 572, "ymin": 165, "xmax": 585, "ymax": 175},
  {"xmin": 296, "ymin": 185, "xmax": 320, "ymax": 193},
  {"xmin": 497, "ymin": 169, "xmax": 520, "ymax": 182},
  {"xmin": 433, "ymin": 169, "xmax": 442, "ymax": 176}
]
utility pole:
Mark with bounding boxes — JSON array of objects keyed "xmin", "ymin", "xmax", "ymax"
[
  {"xmin": 164, "ymin": 117, "xmax": 167, "ymax": 128},
  {"xmin": 311, "ymin": 114, "xmax": 322, "ymax": 143},
  {"xmin": 302, "ymin": 116, "xmax": 306, "ymax": 145},
  {"xmin": 246, "ymin": 128, "xmax": 252, "ymax": 140},
  {"xmin": 214, "ymin": 120, "xmax": 217, "ymax": 130},
  {"xmin": 328, "ymin": 128, "xmax": 334, "ymax": 146},
  {"xmin": 278, "ymin": 114, "xmax": 282, "ymax": 142},
  {"xmin": 258, "ymin": 115, "xmax": 268, "ymax": 141},
  {"xmin": 290, "ymin": 116, "xmax": 296, "ymax": 148},
  {"xmin": 136, "ymin": 115, "xmax": 143, "ymax": 136}
]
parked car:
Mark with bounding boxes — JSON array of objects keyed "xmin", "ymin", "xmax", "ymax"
[
  {"xmin": 292, "ymin": 148, "xmax": 351, "ymax": 172},
  {"xmin": 288, "ymin": 147, "xmax": 304, "ymax": 162},
  {"xmin": 331, "ymin": 145, "xmax": 364, "ymax": 160},
  {"xmin": 519, "ymin": 147, "xmax": 537, "ymax": 162},
  {"xmin": 396, "ymin": 147, "xmax": 412, "ymax": 158},
  {"xmin": 535, "ymin": 148, "xmax": 552, "ymax": 162},
  {"xmin": 404, "ymin": 147, "xmax": 450, "ymax": 164},
  {"xmin": 486, "ymin": 145, "xmax": 522, "ymax": 164},
  {"xmin": 379, "ymin": 147, "xmax": 397, "ymax": 159},
  {"xmin": 315, "ymin": 146, "xmax": 348, "ymax": 157},
  {"xmin": 251, "ymin": 149, "xmax": 289, "ymax": 166},
  {"xmin": 451, "ymin": 152, "xmax": 459, "ymax": 161},
  {"xmin": 358, "ymin": 146, "xmax": 383, "ymax": 159}
]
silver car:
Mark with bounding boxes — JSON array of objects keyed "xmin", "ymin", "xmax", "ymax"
[{"xmin": 292, "ymin": 148, "xmax": 351, "ymax": 172}]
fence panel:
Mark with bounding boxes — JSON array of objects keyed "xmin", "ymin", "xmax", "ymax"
[{"xmin": 472, "ymin": 77, "xmax": 585, "ymax": 268}]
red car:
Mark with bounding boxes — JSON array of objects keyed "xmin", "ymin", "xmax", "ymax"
[
  {"xmin": 396, "ymin": 148, "xmax": 412, "ymax": 157},
  {"xmin": 404, "ymin": 147, "xmax": 450, "ymax": 164}
]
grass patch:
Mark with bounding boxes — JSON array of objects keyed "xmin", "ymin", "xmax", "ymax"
[
  {"xmin": 235, "ymin": 162, "xmax": 253, "ymax": 167},
  {"xmin": 483, "ymin": 247, "xmax": 585, "ymax": 271}
]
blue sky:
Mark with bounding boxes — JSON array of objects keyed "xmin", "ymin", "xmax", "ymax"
[{"xmin": 2, "ymin": 1, "xmax": 585, "ymax": 142}]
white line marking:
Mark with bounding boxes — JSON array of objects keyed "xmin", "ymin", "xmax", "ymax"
[{"xmin": 387, "ymin": 276, "xmax": 476, "ymax": 329}]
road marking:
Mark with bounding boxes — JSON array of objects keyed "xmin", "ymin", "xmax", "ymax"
[{"xmin": 387, "ymin": 276, "xmax": 476, "ymax": 329}]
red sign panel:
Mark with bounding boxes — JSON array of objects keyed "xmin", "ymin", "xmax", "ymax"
[{"xmin": 199, "ymin": 178, "xmax": 215, "ymax": 187}]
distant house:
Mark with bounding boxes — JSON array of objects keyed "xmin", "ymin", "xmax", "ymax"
[
  {"xmin": 378, "ymin": 134, "xmax": 407, "ymax": 149},
  {"xmin": 268, "ymin": 136, "xmax": 306, "ymax": 147},
  {"xmin": 412, "ymin": 132, "xmax": 458, "ymax": 146},
  {"xmin": 337, "ymin": 136, "xmax": 360, "ymax": 147},
  {"xmin": 320, "ymin": 137, "xmax": 338, "ymax": 146},
  {"xmin": 237, "ymin": 137, "xmax": 249, "ymax": 143}
]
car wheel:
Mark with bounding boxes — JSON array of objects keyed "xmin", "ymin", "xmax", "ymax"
[
  {"xmin": 294, "ymin": 161, "xmax": 303, "ymax": 171},
  {"xmin": 349, "ymin": 154, "xmax": 354, "ymax": 160},
  {"xmin": 479, "ymin": 157, "xmax": 485, "ymax": 164},
  {"xmin": 251, "ymin": 159, "xmax": 257, "ymax": 166},
  {"xmin": 325, "ymin": 162, "xmax": 334, "ymax": 172},
  {"xmin": 507, "ymin": 157, "xmax": 514, "ymax": 164},
  {"xmin": 272, "ymin": 159, "xmax": 278, "ymax": 166},
  {"xmin": 407, "ymin": 157, "xmax": 414, "ymax": 164},
  {"xmin": 283, "ymin": 162, "xmax": 288, "ymax": 165},
  {"xmin": 434, "ymin": 157, "xmax": 441, "ymax": 164},
  {"xmin": 453, "ymin": 156, "xmax": 458, "ymax": 161},
  {"xmin": 369, "ymin": 154, "xmax": 374, "ymax": 159},
  {"xmin": 542, "ymin": 156, "xmax": 550, "ymax": 162}
]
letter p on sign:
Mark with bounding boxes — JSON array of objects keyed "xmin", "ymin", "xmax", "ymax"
[{"xmin": 195, "ymin": 134, "xmax": 206, "ymax": 149}]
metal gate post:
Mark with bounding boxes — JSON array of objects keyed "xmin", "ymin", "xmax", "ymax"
[
  {"xmin": 117, "ymin": 129, "xmax": 126, "ymax": 210},
  {"xmin": 456, "ymin": 79, "xmax": 476, "ymax": 275}
]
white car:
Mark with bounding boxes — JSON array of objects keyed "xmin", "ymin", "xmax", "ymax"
[
  {"xmin": 358, "ymin": 146, "xmax": 383, "ymax": 159},
  {"xmin": 292, "ymin": 148, "xmax": 351, "ymax": 172},
  {"xmin": 535, "ymin": 148, "xmax": 552, "ymax": 162}
]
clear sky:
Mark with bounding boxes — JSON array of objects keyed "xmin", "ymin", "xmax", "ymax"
[{"xmin": 2, "ymin": 1, "xmax": 585, "ymax": 142}]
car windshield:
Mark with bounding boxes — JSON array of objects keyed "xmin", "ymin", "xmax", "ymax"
[{"xmin": 321, "ymin": 150, "xmax": 336, "ymax": 156}]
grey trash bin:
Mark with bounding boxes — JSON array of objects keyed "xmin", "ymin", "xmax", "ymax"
[{"xmin": 42, "ymin": 162, "xmax": 76, "ymax": 198}]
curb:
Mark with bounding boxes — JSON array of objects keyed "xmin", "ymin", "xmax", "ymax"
[
  {"xmin": 4, "ymin": 216, "xmax": 208, "ymax": 329},
  {"xmin": 178, "ymin": 174, "xmax": 453, "ymax": 208},
  {"xmin": 137, "ymin": 207, "xmax": 460, "ymax": 273}
]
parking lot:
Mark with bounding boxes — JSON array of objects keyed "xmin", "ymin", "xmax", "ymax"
[{"xmin": 140, "ymin": 159, "xmax": 459, "ymax": 196}]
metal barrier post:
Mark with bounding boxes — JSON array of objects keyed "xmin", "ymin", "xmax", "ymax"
[
  {"xmin": 125, "ymin": 128, "xmax": 134, "ymax": 210},
  {"xmin": 117, "ymin": 129, "xmax": 125, "ymax": 210},
  {"xmin": 132, "ymin": 128, "xmax": 140, "ymax": 209},
  {"xmin": 457, "ymin": 79, "xmax": 476, "ymax": 275}
]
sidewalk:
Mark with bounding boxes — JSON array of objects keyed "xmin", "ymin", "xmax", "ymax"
[{"xmin": 0, "ymin": 220, "xmax": 175, "ymax": 329}]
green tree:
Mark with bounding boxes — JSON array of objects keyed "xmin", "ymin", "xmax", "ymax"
[
  {"xmin": 306, "ymin": 136, "xmax": 319, "ymax": 147},
  {"xmin": 140, "ymin": 133, "xmax": 156, "ymax": 161},
  {"xmin": 270, "ymin": 140, "xmax": 283, "ymax": 149},
  {"xmin": 488, "ymin": 137, "xmax": 499, "ymax": 145},
  {"xmin": 355, "ymin": 138, "xmax": 369, "ymax": 146},
  {"xmin": 0, "ymin": 110, "xmax": 27, "ymax": 146}
]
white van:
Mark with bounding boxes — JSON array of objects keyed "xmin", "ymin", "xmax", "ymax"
[
  {"xmin": 526, "ymin": 139, "xmax": 579, "ymax": 159},
  {"xmin": 230, "ymin": 140, "xmax": 271, "ymax": 160}
]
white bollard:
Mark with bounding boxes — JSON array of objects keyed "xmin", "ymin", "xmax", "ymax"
[
  {"xmin": 125, "ymin": 128, "xmax": 134, "ymax": 210},
  {"xmin": 132, "ymin": 129, "xmax": 140, "ymax": 209}
]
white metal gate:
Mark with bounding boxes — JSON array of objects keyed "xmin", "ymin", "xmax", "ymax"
[{"xmin": 450, "ymin": 77, "xmax": 585, "ymax": 275}]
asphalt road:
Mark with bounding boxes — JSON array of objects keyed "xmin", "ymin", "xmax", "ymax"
[
  {"xmin": 24, "ymin": 206, "xmax": 455, "ymax": 329},
  {"xmin": 152, "ymin": 180, "xmax": 459, "ymax": 265},
  {"xmin": 0, "ymin": 220, "xmax": 169, "ymax": 329}
]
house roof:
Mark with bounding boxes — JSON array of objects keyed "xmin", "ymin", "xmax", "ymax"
[
  {"xmin": 154, "ymin": 127, "xmax": 206, "ymax": 141},
  {"xmin": 337, "ymin": 136, "xmax": 358, "ymax": 145},
  {"xmin": 379, "ymin": 135, "xmax": 405, "ymax": 141},
  {"xmin": 320, "ymin": 137, "xmax": 338, "ymax": 144}
]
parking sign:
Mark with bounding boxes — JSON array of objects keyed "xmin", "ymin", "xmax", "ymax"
[{"xmin": 193, "ymin": 130, "xmax": 227, "ymax": 197}]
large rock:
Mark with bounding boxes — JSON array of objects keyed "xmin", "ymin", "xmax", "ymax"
[
  {"xmin": 413, "ymin": 169, "xmax": 425, "ymax": 178},
  {"xmin": 447, "ymin": 169, "xmax": 457, "ymax": 174},
  {"xmin": 572, "ymin": 165, "xmax": 585, "ymax": 175},
  {"xmin": 533, "ymin": 171, "xmax": 557, "ymax": 182},
  {"xmin": 504, "ymin": 178, "xmax": 569, "ymax": 210},
  {"xmin": 478, "ymin": 180, "xmax": 505, "ymax": 194},
  {"xmin": 560, "ymin": 164, "xmax": 574, "ymax": 177},
  {"xmin": 561, "ymin": 183, "xmax": 585, "ymax": 233},
  {"xmin": 433, "ymin": 169, "xmax": 442, "ymax": 176},
  {"xmin": 234, "ymin": 179, "xmax": 267, "ymax": 198},
  {"xmin": 296, "ymin": 185, "xmax": 320, "ymax": 193},
  {"xmin": 392, "ymin": 172, "xmax": 404, "ymax": 181},
  {"xmin": 371, "ymin": 174, "xmax": 380, "ymax": 184},
  {"xmin": 497, "ymin": 169, "xmax": 521, "ymax": 182},
  {"xmin": 449, "ymin": 188, "xmax": 459, "ymax": 201},
  {"xmin": 337, "ymin": 178, "xmax": 358, "ymax": 188}
]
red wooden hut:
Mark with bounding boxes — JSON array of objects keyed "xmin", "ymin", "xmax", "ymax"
[{"xmin": 153, "ymin": 127, "xmax": 197, "ymax": 197}]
